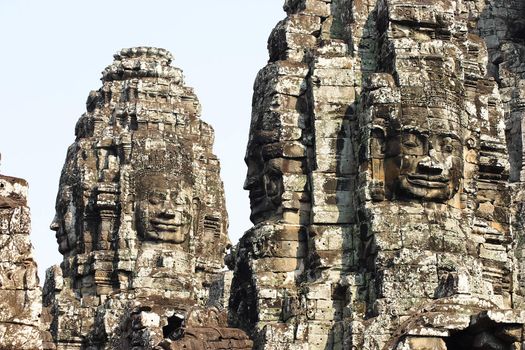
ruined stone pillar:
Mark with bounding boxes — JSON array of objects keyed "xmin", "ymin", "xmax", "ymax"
[{"xmin": 0, "ymin": 158, "xmax": 44, "ymax": 349}]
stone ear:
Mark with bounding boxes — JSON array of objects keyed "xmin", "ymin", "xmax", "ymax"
[{"xmin": 188, "ymin": 198, "xmax": 197, "ymax": 239}]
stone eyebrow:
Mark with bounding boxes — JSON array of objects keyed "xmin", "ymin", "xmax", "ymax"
[{"xmin": 438, "ymin": 132, "xmax": 462, "ymax": 142}]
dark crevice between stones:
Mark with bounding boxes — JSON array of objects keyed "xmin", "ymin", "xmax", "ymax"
[{"xmin": 162, "ymin": 313, "xmax": 185, "ymax": 340}]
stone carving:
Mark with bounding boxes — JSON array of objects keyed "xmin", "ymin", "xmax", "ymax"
[
  {"xmin": 1, "ymin": 1, "xmax": 525, "ymax": 349},
  {"xmin": 0, "ymin": 157, "xmax": 46, "ymax": 349},
  {"xmin": 43, "ymin": 47, "xmax": 250, "ymax": 349},
  {"xmin": 230, "ymin": 0, "xmax": 525, "ymax": 349},
  {"xmin": 230, "ymin": 1, "xmax": 362, "ymax": 347},
  {"xmin": 381, "ymin": 108, "xmax": 463, "ymax": 202},
  {"xmin": 134, "ymin": 171, "xmax": 192, "ymax": 244},
  {"xmin": 49, "ymin": 182, "xmax": 76, "ymax": 255}
]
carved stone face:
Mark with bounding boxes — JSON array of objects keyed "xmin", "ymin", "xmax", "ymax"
[
  {"xmin": 50, "ymin": 186, "xmax": 77, "ymax": 254},
  {"xmin": 135, "ymin": 173, "xmax": 192, "ymax": 243},
  {"xmin": 385, "ymin": 120, "xmax": 463, "ymax": 202},
  {"xmin": 244, "ymin": 156, "xmax": 283, "ymax": 224}
]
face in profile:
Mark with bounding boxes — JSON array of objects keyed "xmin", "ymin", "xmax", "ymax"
[
  {"xmin": 244, "ymin": 156, "xmax": 283, "ymax": 224},
  {"xmin": 135, "ymin": 173, "xmax": 192, "ymax": 244},
  {"xmin": 385, "ymin": 123, "xmax": 463, "ymax": 202},
  {"xmin": 49, "ymin": 186, "xmax": 77, "ymax": 254}
]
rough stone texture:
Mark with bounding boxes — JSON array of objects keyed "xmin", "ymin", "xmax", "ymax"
[
  {"xmin": 230, "ymin": 0, "xmax": 525, "ymax": 349},
  {"xmin": 2, "ymin": 2, "xmax": 525, "ymax": 349},
  {"xmin": 0, "ymin": 156, "xmax": 44, "ymax": 350},
  {"xmin": 475, "ymin": 0, "xmax": 525, "ymax": 182},
  {"xmin": 475, "ymin": 1, "xmax": 525, "ymax": 321},
  {"xmin": 43, "ymin": 48, "xmax": 251, "ymax": 350}
]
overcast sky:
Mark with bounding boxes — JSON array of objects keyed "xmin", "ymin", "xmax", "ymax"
[{"xmin": 0, "ymin": 0, "xmax": 284, "ymax": 280}]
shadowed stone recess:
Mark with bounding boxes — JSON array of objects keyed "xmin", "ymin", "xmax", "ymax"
[
  {"xmin": 42, "ymin": 47, "xmax": 251, "ymax": 350},
  {"xmin": 229, "ymin": 1, "xmax": 525, "ymax": 349}
]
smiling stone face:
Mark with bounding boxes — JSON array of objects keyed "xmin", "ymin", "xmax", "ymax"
[
  {"xmin": 135, "ymin": 173, "xmax": 192, "ymax": 244},
  {"xmin": 397, "ymin": 130, "xmax": 462, "ymax": 200},
  {"xmin": 384, "ymin": 113, "xmax": 463, "ymax": 202}
]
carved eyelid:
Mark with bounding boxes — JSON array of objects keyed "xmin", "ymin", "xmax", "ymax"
[
  {"xmin": 148, "ymin": 198, "xmax": 162, "ymax": 205},
  {"xmin": 401, "ymin": 132, "xmax": 424, "ymax": 145},
  {"xmin": 148, "ymin": 192, "xmax": 167, "ymax": 201},
  {"xmin": 401, "ymin": 129, "xmax": 427, "ymax": 137},
  {"xmin": 402, "ymin": 142, "xmax": 418, "ymax": 149}
]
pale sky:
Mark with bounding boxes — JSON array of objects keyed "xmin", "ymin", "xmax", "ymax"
[{"xmin": 0, "ymin": 0, "xmax": 285, "ymax": 280}]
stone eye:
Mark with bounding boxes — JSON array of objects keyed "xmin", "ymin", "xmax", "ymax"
[
  {"xmin": 402, "ymin": 134, "xmax": 420, "ymax": 148},
  {"xmin": 442, "ymin": 137, "xmax": 454, "ymax": 152},
  {"xmin": 174, "ymin": 196, "xmax": 185, "ymax": 205},
  {"xmin": 403, "ymin": 140, "xmax": 418, "ymax": 148},
  {"xmin": 149, "ymin": 192, "xmax": 165, "ymax": 205},
  {"xmin": 149, "ymin": 197, "xmax": 161, "ymax": 205}
]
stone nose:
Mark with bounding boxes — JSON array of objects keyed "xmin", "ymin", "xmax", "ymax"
[
  {"xmin": 159, "ymin": 209, "xmax": 182, "ymax": 225},
  {"xmin": 159, "ymin": 196, "xmax": 177, "ymax": 217},
  {"xmin": 50, "ymin": 216, "xmax": 60, "ymax": 231},
  {"xmin": 243, "ymin": 175, "xmax": 258, "ymax": 191},
  {"xmin": 160, "ymin": 205, "xmax": 176, "ymax": 218},
  {"xmin": 417, "ymin": 155, "xmax": 443, "ymax": 175}
]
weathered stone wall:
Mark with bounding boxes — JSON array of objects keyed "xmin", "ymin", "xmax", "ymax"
[
  {"xmin": 0, "ymin": 162, "xmax": 44, "ymax": 349},
  {"xmin": 43, "ymin": 47, "xmax": 251, "ymax": 350},
  {"xmin": 475, "ymin": 1, "xmax": 525, "ymax": 318},
  {"xmin": 230, "ymin": 1, "xmax": 525, "ymax": 349},
  {"xmin": 476, "ymin": 0, "xmax": 525, "ymax": 182}
]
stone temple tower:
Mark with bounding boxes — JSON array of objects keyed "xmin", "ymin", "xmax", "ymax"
[
  {"xmin": 43, "ymin": 47, "xmax": 251, "ymax": 349},
  {"xmin": 229, "ymin": 0, "xmax": 525, "ymax": 349}
]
